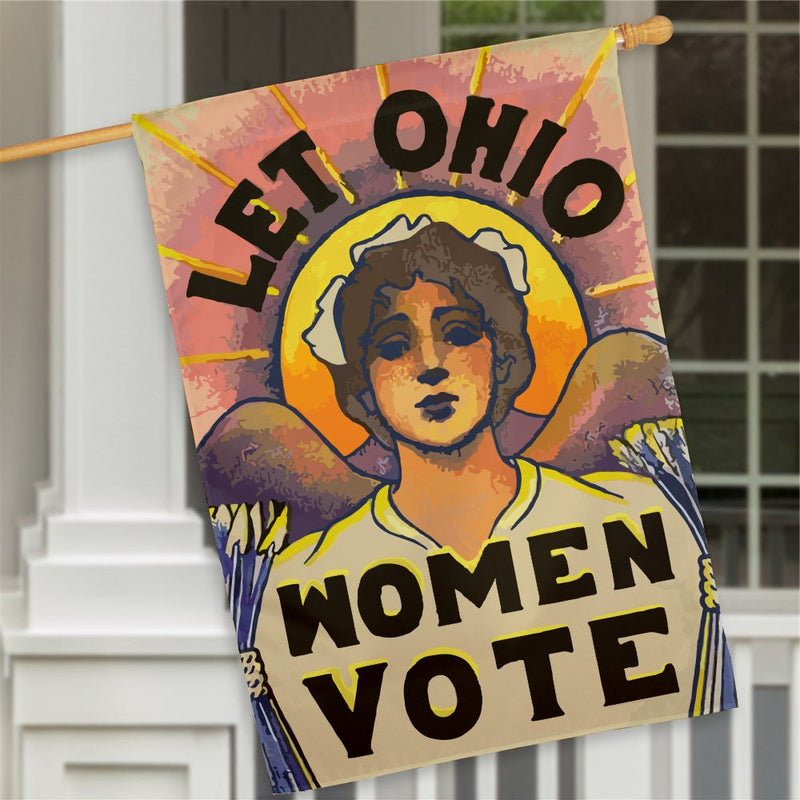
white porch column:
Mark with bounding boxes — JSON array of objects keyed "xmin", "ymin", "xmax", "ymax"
[{"xmin": 2, "ymin": 2, "xmax": 256, "ymax": 798}]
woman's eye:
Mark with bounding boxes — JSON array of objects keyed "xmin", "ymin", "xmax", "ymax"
[
  {"xmin": 444, "ymin": 324, "xmax": 481, "ymax": 347},
  {"xmin": 376, "ymin": 338, "xmax": 409, "ymax": 361}
]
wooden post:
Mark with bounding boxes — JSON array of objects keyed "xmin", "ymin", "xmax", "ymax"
[{"xmin": 0, "ymin": 16, "xmax": 673, "ymax": 164}]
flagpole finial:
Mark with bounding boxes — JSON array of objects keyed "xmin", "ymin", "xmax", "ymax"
[{"xmin": 615, "ymin": 16, "xmax": 674, "ymax": 50}]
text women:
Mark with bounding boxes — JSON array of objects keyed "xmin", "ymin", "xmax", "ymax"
[{"xmin": 275, "ymin": 509, "xmax": 679, "ymax": 756}]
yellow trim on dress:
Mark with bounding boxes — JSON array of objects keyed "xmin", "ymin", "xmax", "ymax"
[
  {"xmin": 274, "ymin": 530, "xmax": 323, "ymax": 567},
  {"xmin": 541, "ymin": 466, "xmax": 630, "ymax": 504},
  {"xmin": 304, "ymin": 501, "xmax": 373, "ymax": 565},
  {"xmin": 495, "ymin": 458, "xmax": 540, "ymax": 530},
  {"xmin": 372, "ymin": 486, "xmax": 439, "ymax": 550}
]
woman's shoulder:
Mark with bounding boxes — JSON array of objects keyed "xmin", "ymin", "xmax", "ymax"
[
  {"xmin": 527, "ymin": 459, "xmax": 662, "ymax": 505},
  {"xmin": 272, "ymin": 529, "xmax": 324, "ymax": 568},
  {"xmin": 273, "ymin": 491, "xmax": 382, "ymax": 569}
]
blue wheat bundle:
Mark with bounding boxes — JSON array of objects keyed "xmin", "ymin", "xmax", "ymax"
[
  {"xmin": 609, "ymin": 418, "xmax": 706, "ymax": 554},
  {"xmin": 609, "ymin": 418, "xmax": 736, "ymax": 715},
  {"xmin": 210, "ymin": 502, "xmax": 318, "ymax": 792}
]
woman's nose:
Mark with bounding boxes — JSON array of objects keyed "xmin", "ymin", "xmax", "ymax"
[
  {"xmin": 417, "ymin": 366, "xmax": 448, "ymax": 386},
  {"xmin": 417, "ymin": 332, "xmax": 443, "ymax": 370}
]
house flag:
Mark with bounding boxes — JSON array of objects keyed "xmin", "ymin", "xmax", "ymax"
[{"xmin": 132, "ymin": 26, "xmax": 736, "ymax": 794}]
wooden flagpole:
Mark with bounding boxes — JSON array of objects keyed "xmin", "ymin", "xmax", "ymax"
[{"xmin": 0, "ymin": 16, "xmax": 672, "ymax": 165}]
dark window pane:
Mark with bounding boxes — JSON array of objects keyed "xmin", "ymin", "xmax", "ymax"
[
  {"xmin": 525, "ymin": 0, "xmax": 603, "ymax": 23},
  {"xmin": 659, "ymin": 147, "xmax": 746, "ymax": 247},
  {"xmin": 442, "ymin": 0, "xmax": 517, "ymax": 25},
  {"xmin": 699, "ymin": 487, "xmax": 747, "ymax": 586},
  {"xmin": 760, "ymin": 35, "xmax": 799, "ymax": 134},
  {"xmin": 659, "ymin": 260, "xmax": 746, "ymax": 360},
  {"xmin": 760, "ymin": 261, "xmax": 799, "ymax": 361},
  {"xmin": 658, "ymin": 34, "xmax": 746, "ymax": 133},
  {"xmin": 760, "ymin": 148, "xmax": 799, "ymax": 248},
  {"xmin": 677, "ymin": 374, "xmax": 747, "ymax": 473},
  {"xmin": 658, "ymin": 1, "xmax": 746, "ymax": 20},
  {"xmin": 690, "ymin": 699, "xmax": 732, "ymax": 799},
  {"xmin": 443, "ymin": 32, "xmax": 516, "ymax": 51},
  {"xmin": 186, "ymin": 2, "xmax": 354, "ymax": 100},
  {"xmin": 759, "ymin": 0, "xmax": 800, "ymax": 21},
  {"xmin": 283, "ymin": 2, "xmax": 355, "ymax": 84},
  {"xmin": 761, "ymin": 373, "xmax": 799, "ymax": 473},
  {"xmin": 761, "ymin": 488, "xmax": 799, "ymax": 587}
]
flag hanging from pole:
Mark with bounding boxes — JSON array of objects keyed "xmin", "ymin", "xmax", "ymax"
[{"xmin": 133, "ymin": 27, "xmax": 736, "ymax": 794}]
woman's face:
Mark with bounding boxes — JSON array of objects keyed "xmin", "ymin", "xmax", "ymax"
[{"xmin": 365, "ymin": 279, "xmax": 494, "ymax": 450}]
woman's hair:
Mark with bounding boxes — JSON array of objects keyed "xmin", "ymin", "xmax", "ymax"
[{"xmin": 326, "ymin": 221, "xmax": 534, "ymax": 448}]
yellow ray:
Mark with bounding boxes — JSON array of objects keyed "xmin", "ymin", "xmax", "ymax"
[
  {"xmin": 268, "ymin": 85, "xmax": 360, "ymax": 205},
  {"xmin": 469, "ymin": 46, "xmax": 492, "ymax": 95},
  {"xmin": 509, "ymin": 30, "xmax": 616, "ymax": 209},
  {"xmin": 585, "ymin": 271, "xmax": 655, "ymax": 298},
  {"xmin": 451, "ymin": 46, "xmax": 493, "ymax": 187},
  {"xmin": 268, "ymin": 85, "xmax": 307, "ymax": 130},
  {"xmin": 158, "ymin": 245, "xmax": 282, "ymax": 295},
  {"xmin": 133, "ymin": 115, "xmax": 309, "ymax": 246},
  {"xmin": 158, "ymin": 245, "xmax": 249, "ymax": 285},
  {"xmin": 317, "ymin": 148, "xmax": 360, "ymax": 203},
  {"xmin": 375, "ymin": 63, "xmax": 391, "ymax": 100},
  {"xmin": 134, "ymin": 114, "xmax": 237, "ymax": 188},
  {"xmin": 179, "ymin": 348, "xmax": 271, "ymax": 367},
  {"xmin": 558, "ymin": 29, "xmax": 616, "ymax": 128},
  {"xmin": 375, "ymin": 64, "xmax": 408, "ymax": 190}
]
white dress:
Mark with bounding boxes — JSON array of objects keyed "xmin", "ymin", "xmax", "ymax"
[{"xmin": 213, "ymin": 458, "xmax": 731, "ymax": 790}]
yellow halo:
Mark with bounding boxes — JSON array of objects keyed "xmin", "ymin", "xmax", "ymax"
[{"xmin": 280, "ymin": 196, "xmax": 587, "ymax": 457}]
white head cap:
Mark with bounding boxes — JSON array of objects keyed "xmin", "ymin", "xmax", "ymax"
[{"xmin": 303, "ymin": 216, "xmax": 528, "ymax": 366}]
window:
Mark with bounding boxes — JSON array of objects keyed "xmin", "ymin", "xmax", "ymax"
[
  {"xmin": 656, "ymin": 0, "xmax": 799, "ymax": 588},
  {"xmin": 441, "ymin": 0, "xmax": 604, "ymax": 50}
]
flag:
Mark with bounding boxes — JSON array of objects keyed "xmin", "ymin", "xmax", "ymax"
[{"xmin": 133, "ymin": 27, "xmax": 736, "ymax": 794}]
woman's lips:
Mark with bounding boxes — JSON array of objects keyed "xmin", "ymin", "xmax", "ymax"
[{"xmin": 416, "ymin": 392, "xmax": 458, "ymax": 422}]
